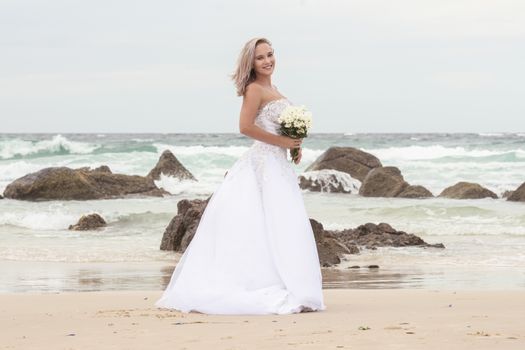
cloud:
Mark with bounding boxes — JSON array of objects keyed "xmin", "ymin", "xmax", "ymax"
[{"xmin": 0, "ymin": 0, "xmax": 523, "ymax": 132}]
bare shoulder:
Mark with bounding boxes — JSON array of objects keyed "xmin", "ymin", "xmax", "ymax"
[
  {"xmin": 245, "ymin": 82, "xmax": 263, "ymax": 96},
  {"xmin": 243, "ymin": 83, "xmax": 263, "ymax": 104}
]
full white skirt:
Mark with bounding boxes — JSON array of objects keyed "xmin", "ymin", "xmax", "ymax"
[{"xmin": 156, "ymin": 142, "xmax": 326, "ymax": 315}]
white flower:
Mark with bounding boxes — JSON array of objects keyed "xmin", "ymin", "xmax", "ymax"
[{"xmin": 277, "ymin": 105, "xmax": 313, "ymax": 138}]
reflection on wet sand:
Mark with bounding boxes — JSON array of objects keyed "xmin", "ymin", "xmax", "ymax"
[
  {"xmin": 158, "ymin": 265, "xmax": 425, "ymax": 290},
  {"xmin": 160, "ymin": 265, "xmax": 175, "ymax": 287},
  {"xmin": 321, "ymin": 267, "xmax": 426, "ymax": 289},
  {"xmin": 2, "ymin": 260, "xmax": 523, "ymax": 293}
]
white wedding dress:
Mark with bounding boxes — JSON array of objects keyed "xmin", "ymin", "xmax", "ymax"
[{"xmin": 156, "ymin": 98, "xmax": 326, "ymax": 315}]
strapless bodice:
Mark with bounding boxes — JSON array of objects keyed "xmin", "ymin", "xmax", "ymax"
[
  {"xmin": 254, "ymin": 98, "xmax": 292, "ymax": 135},
  {"xmin": 250, "ymin": 98, "xmax": 292, "ymax": 159}
]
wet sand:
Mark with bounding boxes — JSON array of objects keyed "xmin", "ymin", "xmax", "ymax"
[{"xmin": 3, "ymin": 260, "xmax": 525, "ymax": 293}]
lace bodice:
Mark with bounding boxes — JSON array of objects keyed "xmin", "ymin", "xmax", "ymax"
[
  {"xmin": 254, "ymin": 98, "xmax": 291, "ymax": 135},
  {"xmin": 251, "ymin": 98, "xmax": 291, "ymax": 159},
  {"xmin": 224, "ymin": 97, "xmax": 297, "ymax": 191}
]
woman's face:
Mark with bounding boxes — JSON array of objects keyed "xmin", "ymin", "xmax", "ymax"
[{"xmin": 253, "ymin": 43, "xmax": 275, "ymax": 77}]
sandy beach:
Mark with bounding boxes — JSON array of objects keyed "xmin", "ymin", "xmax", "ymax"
[
  {"xmin": 3, "ymin": 0, "xmax": 525, "ymax": 345},
  {"xmin": 1, "ymin": 289, "xmax": 524, "ymax": 350}
]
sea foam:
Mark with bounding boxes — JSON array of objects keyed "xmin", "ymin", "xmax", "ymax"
[
  {"xmin": 154, "ymin": 173, "xmax": 218, "ymax": 196},
  {"xmin": 0, "ymin": 134, "xmax": 99, "ymax": 159},
  {"xmin": 153, "ymin": 143, "xmax": 249, "ymax": 158},
  {"xmin": 0, "ymin": 211, "xmax": 78, "ymax": 230},
  {"xmin": 363, "ymin": 145, "xmax": 525, "ymax": 161}
]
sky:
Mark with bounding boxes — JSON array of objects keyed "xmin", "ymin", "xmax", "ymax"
[{"xmin": 1, "ymin": 0, "xmax": 524, "ymax": 133}]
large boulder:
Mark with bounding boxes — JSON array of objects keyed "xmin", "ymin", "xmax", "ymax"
[
  {"xmin": 359, "ymin": 166, "xmax": 409, "ymax": 197},
  {"xmin": 3, "ymin": 166, "xmax": 167, "ymax": 201},
  {"xmin": 160, "ymin": 198, "xmax": 445, "ymax": 268},
  {"xmin": 147, "ymin": 150, "xmax": 196, "ymax": 181},
  {"xmin": 438, "ymin": 182, "xmax": 498, "ymax": 199},
  {"xmin": 305, "ymin": 147, "xmax": 382, "ymax": 182},
  {"xmin": 397, "ymin": 185, "xmax": 434, "ymax": 198},
  {"xmin": 507, "ymin": 182, "xmax": 525, "ymax": 202},
  {"xmin": 309, "ymin": 219, "xmax": 359, "ymax": 267},
  {"xmin": 298, "ymin": 169, "xmax": 361, "ymax": 193},
  {"xmin": 68, "ymin": 213, "xmax": 107, "ymax": 231},
  {"xmin": 160, "ymin": 197, "xmax": 210, "ymax": 252}
]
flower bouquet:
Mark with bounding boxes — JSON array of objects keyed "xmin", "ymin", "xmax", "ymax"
[{"xmin": 277, "ymin": 105, "xmax": 313, "ymax": 162}]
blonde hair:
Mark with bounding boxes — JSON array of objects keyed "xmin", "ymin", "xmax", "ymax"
[{"xmin": 230, "ymin": 37, "xmax": 272, "ymax": 96}]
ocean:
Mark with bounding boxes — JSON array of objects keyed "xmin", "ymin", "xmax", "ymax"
[{"xmin": 1, "ymin": 133, "xmax": 525, "ymax": 292}]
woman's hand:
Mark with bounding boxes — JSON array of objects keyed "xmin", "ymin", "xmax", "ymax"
[
  {"xmin": 293, "ymin": 148, "xmax": 302, "ymax": 164},
  {"xmin": 278, "ymin": 135, "xmax": 302, "ymax": 149}
]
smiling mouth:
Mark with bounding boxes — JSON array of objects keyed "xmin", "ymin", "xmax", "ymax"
[{"xmin": 263, "ymin": 65, "xmax": 273, "ymax": 69}]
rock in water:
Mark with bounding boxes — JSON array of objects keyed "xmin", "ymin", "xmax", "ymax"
[
  {"xmin": 298, "ymin": 169, "xmax": 361, "ymax": 193},
  {"xmin": 160, "ymin": 197, "xmax": 210, "ymax": 252},
  {"xmin": 397, "ymin": 185, "xmax": 434, "ymax": 198},
  {"xmin": 335, "ymin": 222, "xmax": 445, "ymax": 249},
  {"xmin": 305, "ymin": 149, "xmax": 433, "ymax": 199},
  {"xmin": 438, "ymin": 182, "xmax": 498, "ymax": 199},
  {"xmin": 359, "ymin": 166, "xmax": 409, "ymax": 197},
  {"xmin": 147, "ymin": 150, "xmax": 196, "ymax": 181},
  {"xmin": 507, "ymin": 182, "xmax": 525, "ymax": 202},
  {"xmin": 3, "ymin": 166, "xmax": 167, "ymax": 201},
  {"xmin": 305, "ymin": 146, "xmax": 382, "ymax": 182},
  {"xmin": 69, "ymin": 213, "xmax": 107, "ymax": 231},
  {"xmin": 309, "ymin": 218, "xmax": 359, "ymax": 267}
]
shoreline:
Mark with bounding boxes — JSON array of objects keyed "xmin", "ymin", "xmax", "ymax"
[
  {"xmin": 1, "ymin": 289, "xmax": 523, "ymax": 349},
  {"xmin": 3, "ymin": 260, "xmax": 525, "ymax": 293}
]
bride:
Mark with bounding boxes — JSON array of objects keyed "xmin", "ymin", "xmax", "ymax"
[{"xmin": 156, "ymin": 37, "xmax": 326, "ymax": 315}]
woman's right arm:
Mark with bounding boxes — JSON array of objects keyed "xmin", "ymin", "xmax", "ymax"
[{"xmin": 238, "ymin": 84, "xmax": 302, "ymax": 149}]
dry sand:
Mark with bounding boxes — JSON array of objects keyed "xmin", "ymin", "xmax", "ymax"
[{"xmin": 1, "ymin": 289, "xmax": 524, "ymax": 349}]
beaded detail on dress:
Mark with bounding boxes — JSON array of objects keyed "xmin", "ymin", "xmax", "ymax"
[
  {"xmin": 224, "ymin": 98, "xmax": 297, "ymax": 190},
  {"xmin": 252, "ymin": 97, "xmax": 290, "ymax": 159},
  {"xmin": 254, "ymin": 98, "xmax": 289, "ymax": 136}
]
